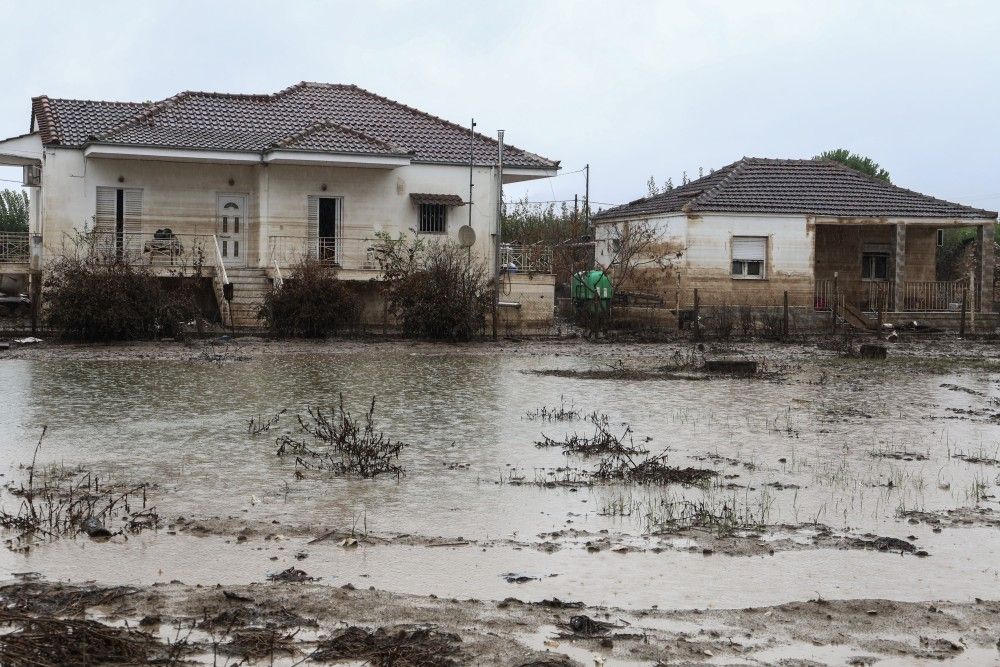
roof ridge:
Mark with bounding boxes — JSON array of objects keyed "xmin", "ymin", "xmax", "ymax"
[
  {"xmin": 269, "ymin": 119, "xmax": 409, "ymax": 153},
  {"xmin": 30, "ymin": 96, "xmax": 57, "ymax": 142},
  {"xmin": 329, "ymin": 83, "xmax": 558, "ymax": 168},
  {"xmin": 682, "ymin": 158, "xmax": 747, "ymax": 212},
  {"xmin": 94, "ymin": 92, "xmax": 191, "ymax": 142}
]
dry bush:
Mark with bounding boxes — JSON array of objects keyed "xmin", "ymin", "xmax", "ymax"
[
  {"xmin": 259, "ymin": 260, "xmax": 361, "ymax": 337},
  {"xmin": 272, "ymin": 395, "xmax": 407, "ymax": 479},
  {"xmin": 374, "ymin": 234, "xmax": 489, "ymax": 341},
  {"xmin": 706, "ymin": 306, "xmax": 735, "ymax": 339},
  {"xmin": 43, "ymin": 255, "xmax": 199, "ymax": 341}
]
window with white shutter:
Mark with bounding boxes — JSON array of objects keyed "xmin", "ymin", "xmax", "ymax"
[
  {"xmin": 95, "ymin": 186, "xmax": 142, "ymax": 258},
  {"xmin": 731, "ymin": 236, "xmax": 766, "ymax": 279}
]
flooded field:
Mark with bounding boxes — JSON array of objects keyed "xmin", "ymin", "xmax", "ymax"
[{"xmin": 1, "ymin": 337, "xmax": 999, "ymax": 664}]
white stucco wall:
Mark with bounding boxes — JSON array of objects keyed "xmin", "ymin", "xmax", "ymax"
[
  {"xmin": 36, "ymin": 147, "xmax": 501, "ymax": 270},
  {"xmin": 593, "ymin": 213, "xmax": 687, "ymax": 268},
  {"xmin": 594, "ymin": 212, "xmax": 814, "ymax": 291},
  {"xmin": 684, "ymin": 213, "xmax": 813, "ymax": 283}
]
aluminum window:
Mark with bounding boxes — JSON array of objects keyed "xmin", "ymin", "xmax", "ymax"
[{"xmin": 731, "ymin": 236, "xmax": 766, "ymax": 279}]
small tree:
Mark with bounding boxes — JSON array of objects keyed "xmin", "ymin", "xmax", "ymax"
[
  {"xmin": 600, "ymin": 219, "xmax": 684, "ymax": 295},
  {"xmin": 258, "ymin": 259, "xmax": 362, "ymax": 337},
  {"xmin": 0, "ymin": 189, "xmax": 28, "ymax": 233},
  {"xmin": 372, "ymin": 233, "xmax": 489, "ymax": 341},
  {"xmin": 815, "ymin": 149, "xmax": 891, "ymax": 183}
]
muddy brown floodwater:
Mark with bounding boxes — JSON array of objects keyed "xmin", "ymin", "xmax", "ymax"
[{"xmin": 1, "ymin": 336, "xmax": 1000, "ymax": 664}]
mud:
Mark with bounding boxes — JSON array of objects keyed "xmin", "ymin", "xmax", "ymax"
[{"xmin": 0, "ymin": 580, "xmax": 998, "ymax": 666}]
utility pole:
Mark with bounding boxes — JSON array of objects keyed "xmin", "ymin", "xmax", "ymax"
[
  {"xmin": 584, "ymin": 163, "xmax": 590, "ymax": 233},
  {"xmin": 493, "ymin": 129, "xmax": 504, "ymax": 340}
]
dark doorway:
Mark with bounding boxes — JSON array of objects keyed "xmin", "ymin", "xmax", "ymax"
[{"xmin": 319, "ymin": 198, "xmax": 338, "ymax": 264}]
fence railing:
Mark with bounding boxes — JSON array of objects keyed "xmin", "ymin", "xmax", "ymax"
[
  {"xmin": 500, "ymin": 243, "xmax": 553, "ymax": 274},
  {"xmin": 0, "ymin": 232, "xmax": 30, "ymax": 263},
  {"xmin": 78, "ymin": 231, "xmax": 216, "ymax": 269},
  {"xmin": 815, "ymin": 278, "xmax": 971, "ymax": 312},
  {"xmin": 268, "ymin": 236, "xmax": 383, "ymax": 271},
  {"xmin": 902, "ymin": 279, "xmax": 968, "ymax": 312}
]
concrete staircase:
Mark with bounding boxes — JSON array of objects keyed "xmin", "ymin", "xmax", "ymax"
[{"xmin": 214, "ymin": 267, "xmax": 271, "ymax": 329}]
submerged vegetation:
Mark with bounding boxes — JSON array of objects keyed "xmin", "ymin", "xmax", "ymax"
[
  {"xmin": 0, "ymin": 429, "xmax": 158, "ymax": 551},
  {"xmin": 264, "ymin": 395, "xmax": 407, "ymax": 479}
]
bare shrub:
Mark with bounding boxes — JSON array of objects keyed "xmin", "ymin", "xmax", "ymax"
[
  {"xmin": 272, "ymin": 395, "xmax": 406, "ymax": 479},
  {"xmin": 739, "ymin": 305, "xmax": 753, "ymax": 337},
  {"xmin": 0, "ymin": 429, "xmax": 158, "ymax": 551},
  {"xmin": 758, "ymin": 308, "xmax": 785, "ymax": 340},
  {"xmin": 43, "ymin": 254, "xmax": 199, "ymax": 341},
  {"xmin": 259, "ymin": 259, "xmax": 361, "ymax": 337},
  {"xmin": 373, "ymin": 234, "xmax": 489, "ymax": 341},
  {"xmin": 706, "ymin": 306, "xmax": 735, "ymax": 339}
]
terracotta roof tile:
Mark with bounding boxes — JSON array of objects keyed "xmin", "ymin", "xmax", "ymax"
[
  {"xmin": 409, "ymin": 193, "xmax": 466, "ymax": 206},
  {"xmin": 593, "ymin": 158, "xmax": 997, "ymax": 221},
  {"xmin": 28, "ymin": 83, "xmax": 558, "ymax": 169}
]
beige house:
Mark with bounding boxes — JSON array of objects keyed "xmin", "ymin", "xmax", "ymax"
[
  {"xmin": 0, "ymin": 82, "xmax": 559, "ymax": 327},
  {"xmin": 593, "ymin": 158, "xmax": 997, "ymax": 322}
]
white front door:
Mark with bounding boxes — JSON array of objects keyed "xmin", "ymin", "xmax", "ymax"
[{"xmin": 217, "ymin": 194, "xmax": 247, "ymax": 267}]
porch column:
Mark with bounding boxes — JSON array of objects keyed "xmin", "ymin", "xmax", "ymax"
[
  {"xmin": 977, "ymin": 223, "xmax": 995, "ymax": 313},
  {"xmin": 893, "ymin": 223, "xmax": 906, "ymax": 312}
]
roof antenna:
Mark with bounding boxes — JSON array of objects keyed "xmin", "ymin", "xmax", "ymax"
[{"xmin": 469, "ymin": 118, "xmax": 476, "ymax": 229}]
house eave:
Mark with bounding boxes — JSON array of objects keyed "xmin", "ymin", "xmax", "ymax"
[
  {"xmin": 83, "ymin": 143, "xmax": 262, "ymax": 164},
  {"xmin": 263, "ymin": 149, "xmax": 411, "ymax": 169}
]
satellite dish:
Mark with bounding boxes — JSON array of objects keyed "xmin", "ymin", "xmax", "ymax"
[{"xmin": 458, "ymin": 225, "xmax": 476, "ymax": 248}]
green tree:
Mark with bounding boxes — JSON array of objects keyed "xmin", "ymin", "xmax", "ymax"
[
  {"xmin": 815, "ymin": 149, "xmax": 891, "ymax": 183},
  {"xmin": 0, "ymin": 188, "xmax": 29, "ymax": 232}
]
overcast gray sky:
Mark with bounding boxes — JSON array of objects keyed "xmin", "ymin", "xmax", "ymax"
[{"xmin": 2, "ymin": 0, "xmax": 998, "ymax": 213}]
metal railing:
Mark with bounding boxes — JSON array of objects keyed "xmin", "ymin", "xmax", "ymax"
[
  {"xmin": 212, "ymin": 235, "xmax": 229, "ymax": 286},
  {"xmin": 0, "ymin": 231, "xmax": 30, "ymax": 263},
  {"xmin": 268, "ymin": 236, "xmax": 382, "ymax": 271},
  {"xmin": 903, "ymin": 279, "xmax": 968, "ymax": 312},
  {"xmin": 500, "ymin": 243, "xmax": 553, "ymax": 274},
  {"xmin": 78, "ymin": 231, "xmax": 215, "ymax": 269},
  {"xmin": 814, "ymin": 279, "xmax": 894, "ymax": 312},
  {"xmin": 815, "ymin": 278, "xmax": 973, "ymax": 312}
]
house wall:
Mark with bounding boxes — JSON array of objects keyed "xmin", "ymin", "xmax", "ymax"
[
  {"xmin": 497, "ymin": 273, "xmax": 556, "ymax": 333},
  {"xmin": 595, "ymin": 213, "xmax": 815, "ymax": 305},
  {"xmin": 36, "ymin": 148, "xmax": 500, "ymax": 272}
]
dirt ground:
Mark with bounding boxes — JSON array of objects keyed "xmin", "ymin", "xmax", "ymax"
[{"xmin": 0, "ymin": 579, "xmax": 997, "ymax": 666}]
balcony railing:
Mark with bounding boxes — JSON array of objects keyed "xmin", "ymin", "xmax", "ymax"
[
  {"xmin": 0, "ymin": 231, "xmax": 29, "ymax": 263},
  {"xmin": 78, "ymin": 231, "xmax": 216, "ymax": 269},
  {"xmin": 268, "ymin": 236, "xmax": 382, "ymax": 271},
  {"xmin": 500, "ymin": 243, "xmax": 553, "ymax": 274}
]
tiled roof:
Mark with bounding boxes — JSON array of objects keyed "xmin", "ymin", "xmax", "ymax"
[
  {"xmin": 270, "ymin": 121, "xmax": 407, "ymax": 155},
  {"xmin": 28, "ymin": 82, "xmax": 558, "ymax": 169},
  {"xmin": 32, "ymin": 96, "xmax": 147, "ymax": 146},
  {"xmin": 409, "ymin": 193, "xmax": 466, "ymax": 206},
  {"xmin": 593, "ymin": 158, "xmax": 997, "ymax": 221}
]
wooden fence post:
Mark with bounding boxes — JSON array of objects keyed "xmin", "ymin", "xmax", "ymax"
[
  {"xmin": 959, "ymin": 277, "xmax": 968, "ymax": 338},
  {"xmin": 830, "ymin": 272, "xmax": 838, "ymax": 332},
  {"xmin": 693, "ymin": 288, "xmax": 700, "ymax": 341},
  {"xmin": 783, "ymin": 291, "xmax": 789, "ymax": 339}
]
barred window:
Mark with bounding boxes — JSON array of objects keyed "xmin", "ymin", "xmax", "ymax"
[{"xmin": 418, "ymin": 204, "xmax": 447, "ymax": 234}]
